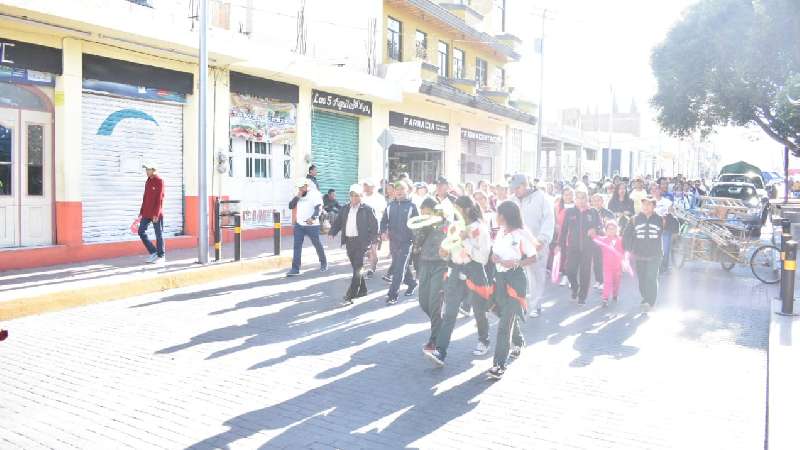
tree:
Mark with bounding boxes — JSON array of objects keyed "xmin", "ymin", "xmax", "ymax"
[{"xmin": 651, "ymin": 0, "xmax": 800, "ymax": 155}]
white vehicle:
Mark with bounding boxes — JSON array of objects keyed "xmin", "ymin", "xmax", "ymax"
[{"xmin": 714, "ymin": 173, "xmax": 769, "ymax": 224}]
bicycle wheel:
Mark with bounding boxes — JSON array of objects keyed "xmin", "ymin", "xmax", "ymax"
[
  {"xmin": 718, "ymin": 244, "xmax": 737, "ymax": 271},
  {"xmin": 750, "ymin": 245, "xmax": 781, "ymax": 284}
]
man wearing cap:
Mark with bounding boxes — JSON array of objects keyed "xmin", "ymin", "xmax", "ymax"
[
  {"xmin": 287, "ymin": 178, "xmax": 327, "ymax": 277},
  {"xmin": 361, "ymin": 178, "xmax": 387, "ymax": 278},
  {"xmin": 510, "ymin": 174, "xmax": 555, "ymax": 316},
  {"xmin": 329, "ymin": 184, "xmax": 378, "ymax": 306},
  {"xmin": 623, "ymin": 196, "xmax": 664, "ymax": 312},
  {"xmin": 433, "ymin": 176, "xmax": 456, "ymax": 222},
  {"xmin": 139, "ymin": 162, "xmax": 165, "ymax": 264}
]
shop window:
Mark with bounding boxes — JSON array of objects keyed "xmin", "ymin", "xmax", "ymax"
[
  {"xmin": 245, "ymin": 141, "xmax": 271, "ymax": 179},
  {"xmin": 0, "ymin": 125, "xmax": 10, "ymax": 196},
  {"xmin": 387, "ymin": 17, "xmax": 402, "ymax": 61},
  {"xmin": 453, "ymin": 48, "xmax": 465, "ymax": 79},
  {"xmin": 415, "ymin": 30, "xmax": 428, "ymax": 61},
  {"xmin": 475, "ymin": 58, "xmax": 488, "ymax": 87},
  {"xmin": 438, "ymin": 41, "xmax": 449, "ymax": 78},
  {"xmin": 27, "ymin": 124, "xmax": 43, "ymax": 196}
]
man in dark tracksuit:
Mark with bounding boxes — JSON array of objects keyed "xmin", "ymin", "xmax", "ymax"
[
  {"xmin": 329, "ymin": 184, "xmax": 378, "ymax": 306},
  {"xmin": 414, "ymin": 198, "xmax": 448, "ymax": 351},
  {"xmin": 624, "ymin": 196, "xmax": 664, "ymax": 312},
  {"xmin": 380, "ymin": 182, "xmax": 419, "ymax": 305},
  {"xmin": 559, "ymin": 191, "xmax": 602, "ymax": 305}
]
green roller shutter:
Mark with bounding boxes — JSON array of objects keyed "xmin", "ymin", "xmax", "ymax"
[{"xmin": 311, "ymin": 110, "xmax": 359, "ymax": 197}]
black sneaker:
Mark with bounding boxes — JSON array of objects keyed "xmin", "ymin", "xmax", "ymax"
[
  {"xmin": 425, "ymin": 349, "xmax": 445, "ymax": 367},
  {"xmin": 364, "ymin": 270, "xmax": 375, "ymax": 279},
  {"xmin": 341, "ymin": 297, "xmax": 354, "ymax": 307},
  {"xmin": 488, "ymin": 365, "xmax": 505, "ymax": 379},
  {"xmin": 286, "ymin": 270, "xmax": 301, "ymax": 277},
  {"xmin": 320, "ymin": 263, "xmax": 329, "ymax": 272},
  {"xmin": 386, "ymin": 296, "xmax": 398, "ymax": 306},
  {"xmin": 382, "ymin": 274, "xmax": 393, "ymax": 283},
  {"xmin": 404, "ymin": 284, "xmax": 418, "ymax": 297}
]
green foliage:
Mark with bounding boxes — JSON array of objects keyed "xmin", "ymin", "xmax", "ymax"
[{"xmin": 651, "ymin": 0, "xmax": 800, "ymax": 155}]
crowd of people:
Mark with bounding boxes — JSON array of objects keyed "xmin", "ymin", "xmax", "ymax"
[{"xmin": 289, "ymin": 166, "xmax": 710, "ymax": 379}]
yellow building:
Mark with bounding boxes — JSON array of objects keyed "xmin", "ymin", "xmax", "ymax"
[{"xmin": 378, "ymin": 0, "xmax": 537, "ymax": 185}]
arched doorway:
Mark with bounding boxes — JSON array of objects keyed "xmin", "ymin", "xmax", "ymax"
[{"xmin": 0, "ymin": 82, "xmax": 54, "ymax": 247}]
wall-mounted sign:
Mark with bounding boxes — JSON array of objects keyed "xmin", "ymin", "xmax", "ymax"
[
  {"xmin": 230, "ymin": 93, "xmax": 297, "ymax": 143},
  {"xmin": 0, "ymin": 66, "xmax": 55, "ymax": 86},
  {"xmin": 461, "ymin": 128, "xmax": 502, "ymax": 144},
  {"xmin": 0, "ymin": 39, "xmax": 62, "ymax": 75},
  {"xmin": 389, "ymin": 111, "xmax": 449, "ymax": 135},
  {"xmin": 312, "ymin": 89, "xmax": 372, "ymax": 117},
  {"xmin": 83, "ymin": 79, "xmax": 186, "ymax": 103}
]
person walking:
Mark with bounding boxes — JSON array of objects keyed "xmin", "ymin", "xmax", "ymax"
[
  {"xmin": 590, "ymin": 193, "xmax": 615, "ymax": 291},
  {"xmin": 487, "ymin": 200, "xmax": 538, "ymax": 379},
  {"xmin": 361, "ymin": 179, "xmax": 387, "ymax": 279},
  {"xmin": 287, "ymin": 179, "xmax": 327, "ymax": 277},
  {"xmin": 509, "ymin": 174, "xmax": 555, "ymax": 318},
  {"xmin": 629, "ymin": 178, "xmax": 648, "ymax": 215},
  {"xmin": 329, "ymin": 184, "xmax": 378, "ymax": 306},
  {"xmin": 424, "ymin": 196, "xmax": 492, "ymax": 366},
  {"xmin": 554, "ymin": 187, "xmax": 575, "ymax": 286},
  {"xmin": 414, "ymin": 198, "xmax": 448, "ymax": 352},
  {"xmin": 651, "ymin": 185, "xmax": 676, "ymax": 273},
  {"xmin": 138, "ymin": 162, "xmax": 165, "ymax": 265},
  {"xmin": 380, "ymin": 181, "xmax": 419, "ymax": 305},
  {"xmin": 623, "ymin": 196, "xmax": 664, "ymax": 313},
  {"xmin": 594, "ymin": 220, "xmax": 625, "ymax": 307},
  {"xmin": 559, "ymin": 191, "xmax": 602, "ymax": 306}
]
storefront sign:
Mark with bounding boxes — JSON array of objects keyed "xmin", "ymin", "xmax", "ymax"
[
  {"xmin": 0, "ymin": 39, "xmax": 62, "ymax": 75},
  {"xmin": 311, "ymin": 90, "xmax": 372, "ymax": 117},
  {"xmin": 0, "ymin": 66, "xmax": 55, "ymax": 86},
  {"xmin": 461, "ymin": 128, "xmax": 502, "ymax": 144},
  {"xmin": 83, "ymin": 79, "xmax": 185, "ymax": 103},
  {"xmin": 230, "ymin": 93, "xmax": 297, "ymax": 143},
  {"xmin": 389, "ymin": 111, "xmax": 449, "ymax": 135}
]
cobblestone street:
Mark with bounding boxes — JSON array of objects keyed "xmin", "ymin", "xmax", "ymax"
[{"xmin": 0, "ymin": 248, "xmax": 770, "ymax": 449}]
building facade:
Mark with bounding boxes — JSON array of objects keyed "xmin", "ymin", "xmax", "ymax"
[{"xmin": 0, "ymin": 0, "xmax": 536, "ymax": 270}]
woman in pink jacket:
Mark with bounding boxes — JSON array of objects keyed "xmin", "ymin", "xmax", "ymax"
[{"xmin": 593, "ymin": 220, "xmax": 625, "ymax": 307}]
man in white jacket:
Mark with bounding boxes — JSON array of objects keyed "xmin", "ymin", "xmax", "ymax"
[
  {"xmin": 286, "ymin": 179, "xmax": 327, "ymax": 277},
  {"xmin": 510, "ymin": 174, "xmax": 555, "ymax": 317}
]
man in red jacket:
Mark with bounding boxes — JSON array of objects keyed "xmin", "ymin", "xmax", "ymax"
[{"xmin": 139, "ymin": 162, "xmax": 165, "ymax": 264}]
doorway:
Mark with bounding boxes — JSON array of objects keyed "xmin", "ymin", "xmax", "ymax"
[{"xmin": 0, "ymin": 83, "xmax": 53, "ymax": 248}]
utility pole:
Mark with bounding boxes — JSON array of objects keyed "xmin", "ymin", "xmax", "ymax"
[
  {"xmin": 197, "ymin": 0, "xmax": 209, "ymax": 264},
  {"xmin": 535, "ymin": 9, "xmax": 546, "ymax": 178}
]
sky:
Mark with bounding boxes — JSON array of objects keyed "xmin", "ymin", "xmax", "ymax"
[{"xmin": 508, "ymin": 0, "xmax": 786, "ymax": 172}]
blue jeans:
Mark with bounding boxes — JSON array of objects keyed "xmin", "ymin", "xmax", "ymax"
[
  {"xmin": 661, "ymin": 232, "xmax": 673, "ymax": 270},
  {"xmin": 138, "ymin": 217, "xmax": 164, "ymax": 257},
  {"xmin": 291, "ymin": 224, "xmax": 327, "ymax": 271},
  {"xmin": 387, "ymin": 240, "xmax": 415, "ymax": 299}
]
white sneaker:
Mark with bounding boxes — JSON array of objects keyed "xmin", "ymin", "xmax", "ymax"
[
  {"xmin": 593, "ymin": 282, "xmax": 603, "ymax": 290},
  {"xmin": 559, "ymin": 276, "xmax": 569, "ymax": 287},
  {"xmin": 145, "ymin": 253, "xmax": 159, "ymax": 264},
  {"xmin": 155, "ymin": 256, "xmax": 166, "ymax": 265},
  {"xmin": 472, "ymin": 341, "xmax": 490, "ymax": 356}
]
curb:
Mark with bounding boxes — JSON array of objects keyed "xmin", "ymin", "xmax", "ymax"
[{"xmin": 0, "ymin": 255, "xmax": 293, "ymax": 321}]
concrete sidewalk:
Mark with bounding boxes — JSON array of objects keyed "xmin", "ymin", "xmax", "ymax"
[
  {"xmin": 0, "ymin": 235, "xmax": 343, "ymax": 320},
  {"xmin": 768, "ymin": 296, "xmax": 800, "ymax": 450}
]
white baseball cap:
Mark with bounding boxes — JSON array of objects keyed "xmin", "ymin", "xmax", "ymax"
[
  {"xmin": 361, "ymin": 178, "xmax": 377, "ymax": 187},
  {"xmin": 349, "ymin": 184, "xmax": 363, "ymax": 195},
  {"xmin": 142, "ymin": 161, "xmax": 158, "ymax": 170},
  {"xmin": 295, "ymin": 178, "xmax": 310, "ymax": 188}
]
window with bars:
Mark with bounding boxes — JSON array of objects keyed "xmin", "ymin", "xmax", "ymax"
[
  {"xmin": 245, "ymin": 141, "xmax": 271, "ymax": 179},
  {"xmin": 415, "ymin": 30, "xmax": 428, "ymax": 61},
  {"xmin": 387, "ymin": 17, "xmax": 402, "ymax": 61},
  {"xmin": 475, "ymin": 58, "xmax": 488, "ymax": 87},
  {"xmin": 453, "ymin": 48, "xmax": 465, "ymax": 79},
  {"xmin": 282, "ymin": 143, "xmax": 292, "ymax": 179},
  {"xmin": 438, "ymin": 41, "xmax": 449, "ymax": 78}
]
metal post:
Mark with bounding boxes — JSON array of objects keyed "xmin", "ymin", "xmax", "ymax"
[
  {"xmin": 214, "ymin": 199, "xmax": 221, "ymax": 261},
  {"xmin": 273, "ymin": 211, "xmax": 281, "ymax": 255},
  {"xmin": 197, "ymin": 0, "xmax": 210, "ymax": 264},
  {"xmin": 535, "ymin": 9, "xmax": 546, "ymax": 178},
  {"xmin": 780, "ymin": 232, "xmax": 792, "ymax": 300},
  {"xmin": 234, "ymin": 214, "xmax": 242, "ymax": 262},
  {"xmin": 779, "ymin": 240, "xmax": 797, "ymax": 316},
  {"xmin": 784, "ymin": 145, "xmax": 790, "ymax": 204}
]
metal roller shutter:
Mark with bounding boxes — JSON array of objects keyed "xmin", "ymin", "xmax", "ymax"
[
  {"xmin": 389, "ymin": 126, "xmax": 446, "ymax": 151},
  {"xmin": 311, "ymin": 110, "xmax": 358, "ymax": 197},
  {"xmin": 81, "ymin": 93, "xmax": 184, "ymax": 243}
]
